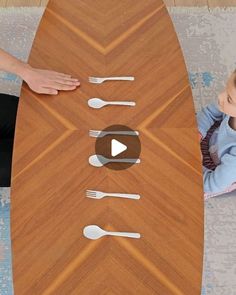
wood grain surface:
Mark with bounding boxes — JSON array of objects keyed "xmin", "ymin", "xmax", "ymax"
[{"xmin": 11, "ymin": 0, "xmax": 204, "ymax": 294}]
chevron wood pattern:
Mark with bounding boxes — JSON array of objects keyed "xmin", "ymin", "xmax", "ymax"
[{"xmin": 11, "ymin": 0, "xmax": 204, "ymax": 294}]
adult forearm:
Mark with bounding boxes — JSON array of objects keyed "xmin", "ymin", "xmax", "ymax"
[
  {"xmin": 0, "ymin": 48, "xmax": 30, "ymax": 79},
  {"xmin": 0, "ymin": 47, "xmax": 80, "ymax": 95}
]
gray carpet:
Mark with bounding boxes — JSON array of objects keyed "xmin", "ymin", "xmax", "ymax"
[{"xmin": 1, "ymin": 6, "xmax": 236, "ymax": 295}]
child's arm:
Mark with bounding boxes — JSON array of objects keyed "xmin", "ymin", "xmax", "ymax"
[
  {"xmin": 0, "ymin": 48, "xmax": 80, "ymax": 95},
  {"xmin": 203, "ymin": 147, "xmax": 236, "ymax": 194},
  {"xmin": 197, "ymin": 102, "xmax": 224, "ymax": 139}
]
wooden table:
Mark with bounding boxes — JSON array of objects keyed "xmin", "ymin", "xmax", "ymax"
[{"xmin": 11, "ymin": 0, "xmax": 204, "ymax": 294}]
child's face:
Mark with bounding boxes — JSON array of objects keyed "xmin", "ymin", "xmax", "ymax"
[{"xmin": 218, "ymin": 73, "xmax": 236, "ymax": 117}]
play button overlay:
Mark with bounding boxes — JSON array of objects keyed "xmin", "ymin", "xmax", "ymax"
[
  {"xmin": 111, "ymin": 139, "xmax": 127, "ymax": 157},
  {"xmin": 95, "ymin": 124, "xmax": 141, "ymax": 170}
]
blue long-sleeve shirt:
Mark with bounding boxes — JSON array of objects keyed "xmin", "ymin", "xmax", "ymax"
[{"xmin": 197, "ymin": 102, "xmax": 236, "ymax": 194}]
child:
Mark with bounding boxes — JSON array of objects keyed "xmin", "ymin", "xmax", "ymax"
[
  {"xmin": 0, "ymin": 48, "xmax": 80, "ymax": 187},
  {"xmin": 197, "ymin": 69, "xmax": 236, "ymax": 199}
]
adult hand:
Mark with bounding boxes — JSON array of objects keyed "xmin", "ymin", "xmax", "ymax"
[{"xmin": 21, "ymin": 64, "xmax": 80, "ymax": 95}]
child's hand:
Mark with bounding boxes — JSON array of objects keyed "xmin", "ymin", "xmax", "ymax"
[
  {"xmin": 199, "ymin": 131, "xmax": 203, "ymax": 161},
  {"xmin": 198, "ymin": 131, "xmax": 203, "ymax": 142},
  {"xmin": 21, "ymin": 65, "xmax": 80, "ymax": 95}
]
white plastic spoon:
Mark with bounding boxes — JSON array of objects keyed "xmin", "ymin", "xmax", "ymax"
[
  {"xmin": 89, "ymin": 154, "xmax": 141, "ymax": 167},
  {"xmin": 88, "ymin": 98, "xmax": 136, "ymax": 109},
  {"xmin": 83, "ymin": 225, "xmax": 141, "ymax": 240}
]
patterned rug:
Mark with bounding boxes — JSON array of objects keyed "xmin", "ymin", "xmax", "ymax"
[
  {"xmin": 1, "ymin": 6, "xmax": 236, "ymax": 295},
  {"xmin": 0, "ymin": 8, "xmax": 45, "ymax": 295},
  {"xmin": 0, "ymin": 7, "xmax": 44, "ymax": 97},
  {"xmin": 167, "ymin": 7, "xmax": 236, "ymax": 295}
]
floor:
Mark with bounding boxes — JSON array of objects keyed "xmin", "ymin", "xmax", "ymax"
[
  {"xmin": 0, "ymin": 0, "xmax": 236, "ymax": 7},
  {"xmin": 167, "ymin": 0, "xmax": 236, "ymax": 7}
]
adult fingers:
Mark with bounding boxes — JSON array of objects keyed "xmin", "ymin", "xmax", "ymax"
[
  {"xmin": 54, "ymin": 78, "xmax": 80, "ymax": 86},
  {"xmin": 58, "ymin": 77, "xmax": 79, "ymax": 82},
  {"xmin": 39, "ymin": 88, "xmax": 59, "ymax": 95},
  {"xmin": 50, "ymin": 71, "xmax": 73, "ymax": 78},
  {"xmin": 44, "ymin": 81, "xmax": 77, "ymax": 91}
]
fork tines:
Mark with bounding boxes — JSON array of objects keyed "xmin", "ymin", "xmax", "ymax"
[
  {"xmin": 86, "ymin": 190, "xmax": 97, "ymax": 198},
  {"xmin": 89, "ymin": 130, "xmax": 102, "ymax": 138},
  {"xmin": 88, "ymin": 76, "xmax": 101, "ymax": 83}
]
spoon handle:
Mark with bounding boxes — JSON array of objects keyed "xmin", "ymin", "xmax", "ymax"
[
  {"xmin": 108, "ymin": 231, "xmax": 141, "ymax": 239},
  {"xmin": 108, "ymin": 101, "xmax": 136, "ymax": 106},
  {"xmin": 111, "ymin": 158, "xmax": 141, "ymax": 164}
]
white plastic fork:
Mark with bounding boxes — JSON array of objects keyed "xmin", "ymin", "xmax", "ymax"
[
  {"xmin": 88, "ymin": 76, "xmax": 135, "ymax": 84},
  {"xmin": 86, "ymin": 190, "xmax": 140, "ymax": 200},
  {"xmin": 89, "ymin": 130, "xmax": 139, "ymax": 138}
]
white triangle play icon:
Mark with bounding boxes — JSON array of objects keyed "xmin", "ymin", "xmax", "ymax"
[{"xmin": 111, "ymin": 139, "xmax": 127, "ymax": 157}]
